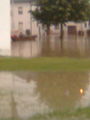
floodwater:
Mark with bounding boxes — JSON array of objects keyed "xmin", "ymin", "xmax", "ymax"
[
  {"xmin": 0, "ymin": 71, "xmax": 90, "ymax": 120},
  {"xmin": 9, "ymin": 34, "xmax": 90, "ymax": 120},
  {"xmin": 12, "ymin": 35, "xmax": 90, "ymax": 58}
]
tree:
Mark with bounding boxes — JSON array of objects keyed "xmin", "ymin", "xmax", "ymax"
[
  {"xmin": 31, "ymin": 0, "xmax": 70, "ymax": 36},
  {"xmin": 31, "ymin": 0, "xmax": 54, "ymax": 35},
  {"xmin": 49, "ymin": 0, "xmax": 71, "ymax": 38},
  {"xmin": 31, "ymin": 0, "xmax": 90, "ymax": 38},
  {"xmin": 68, "ymin": 0, "xmax": 90, "ymax": 22},
  {"xmin": 50, "ymin": 0, "xmax": 90, "ymax": 38}
]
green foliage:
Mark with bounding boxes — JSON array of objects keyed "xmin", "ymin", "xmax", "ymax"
[
  {"xmin": 31, "ymin": 0, "xmax": 90, "ymax": 26},
  {"xmin": 68, "ymin": 0, "xmax": 90, "ymax": 22},
  {"xmin": 1, "ymin": 107, "xmax": 90, "ymax": 120},
  {"xmin": 31, "ymin": 0, "xmax": 54, "ymax": 26},
  {"xmin": 29, "ymin": 107, "xmax": 90, "ymax": 120}
]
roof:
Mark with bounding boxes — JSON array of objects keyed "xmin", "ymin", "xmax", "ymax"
[{"xmin": 11, "ymin": 0, "xmax": 36, "ymax": 3}]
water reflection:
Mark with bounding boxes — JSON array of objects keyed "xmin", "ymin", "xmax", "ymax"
[
  {"xmin": 32, "ymin": 72, "xmax": 89, "ymax": 110},
  {"xmin": 1, "ymin": 71, "xmax": 90, "ymax": 119},
  {"xmin": 11, "ymin": 35, "xmax": 90, "ymax": 58},
  {"xmin": 79, "ymin": 73, "xmax": 90, "ymax": 107},
  {"xmin": 11, "ymin": 40, "xmax": 40, "ymax": 58},
  {"xmin": 41, "ymin": 35, "xmax": 90, "ymax": 57},
  {"xmin": 0, "ymin": 72, "xmax": 49, "ymax": 119}
]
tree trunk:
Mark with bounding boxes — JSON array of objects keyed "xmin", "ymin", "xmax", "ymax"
[
  {"xmin": 46, "ymin": 25, "xmax": 50, "ymax": 36},
  {"xmin": 60, "ymin": 23, "xmax": 64, "ymax": 39}
]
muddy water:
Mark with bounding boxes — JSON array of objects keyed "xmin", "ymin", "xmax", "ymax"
[
  {"xmin": 0, "ymin": 72, "xmax": 90, "ymax": 120},
  {"xmin": 11, "ymin": 35, "xmax": 90, "ymax": 58}
]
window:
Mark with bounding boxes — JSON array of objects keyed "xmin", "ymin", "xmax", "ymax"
[
  {"xmin": 18, "ymin": 7, "xmax": 23, "ymax": 14},
  {"xmin": 55, "ymin": 25, "xmax": 59, "ymax": 30},
  {"xmin": 88, "ymin": 21, "xmax": 90, "ymax": 27},
  {"xmin": 84, "ymin": 23, "xmax": 87, "ymax": 28},
  {"xmin": 18, "ymin": 22, "xmax": 23, "ymax": 32}
]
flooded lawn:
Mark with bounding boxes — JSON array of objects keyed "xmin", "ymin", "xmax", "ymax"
[
  {"xmin": 12, "ymin": 35, "xmax": 90, "ymax": 58},
  {"xmin": 0, "ymin": 71, "xmax": 90, "ymax": 120}
]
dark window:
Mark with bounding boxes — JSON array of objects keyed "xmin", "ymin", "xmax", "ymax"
[
  {"xmin": 68, "ymin": 26, "xmax": 77, "ymax": 34},
  {"xmin": 18, "ymin": 7, "xmax": 23, "ymax": 14},
  {"xmin": 88, "ymin": 21, "xmax": 90, "ymax": 27},
  {"xmin": 85, "ymin": 23, "xmax": 87, "ymax": 28},
  {"xmin": 55, "ymin": 25, "xmax": 59, "ymax": 29},
  {"xmin": 18, "ymin": 22, "xmax": 23, "ymax": 32}
]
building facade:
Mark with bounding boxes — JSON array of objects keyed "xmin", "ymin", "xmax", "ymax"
[
  {"xmin": 11, "ymin": 0, "xmax": 90, "ymax": 36},
  {"xmin": 11, "ymin": 0, "xmax": 38, "ymax": 36},
  {"xmin": 0, "ymin": 0, "xmax": 11, "ymax": 56},
  {"xmin": 50, "ymin": 21, "xmax": 90, "ymax": 35}
]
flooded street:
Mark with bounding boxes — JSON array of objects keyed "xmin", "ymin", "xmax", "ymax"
[
  {"xmin": 0, "ymin": 71, "xmax": 90, "ymax": 120},
  {"xmin": 12, "ymin": 35, "xmax": 90, "ymax": 58},
  {"xmin": 2, "ymin": 34, "xmax": 90, "ymax": 120},
  {"xmin": 0, "ymin": 0, "xmax": 90, "ymax": 119}
]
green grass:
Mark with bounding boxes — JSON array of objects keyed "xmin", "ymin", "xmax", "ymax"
[
  {"xmin": 1, "ymin": 107, "xmax": 90, "ymax": 120},
  {"xmin": 29, "ymin": 107, "xmax": 90, "ymax": 120},
  {"xmin": 0, "ymin": 57, "xmax": 90, "ymax": 71},
  {"xmin": 6, "ymin": 107, "xmax": 89, "ymax": 120}
]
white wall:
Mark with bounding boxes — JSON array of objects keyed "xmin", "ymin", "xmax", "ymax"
[
  {"xmin": 0, "ymin": 0, "xmax": 11, "ymax": 56},
  {"xmin": 11, "ymin": 3, "xmax": 38, "ymax": 36}
]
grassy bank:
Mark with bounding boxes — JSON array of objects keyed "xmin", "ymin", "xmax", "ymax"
[{"xmin": 0, "ymin": 57, "xmax": 90, "ymax": 71}]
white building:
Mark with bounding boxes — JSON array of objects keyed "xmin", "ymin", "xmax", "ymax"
[
  {"xmin": 66, "ymin": 21, "xmax": 90, "ymax": 34},
  {"xmin": 50, "ymin": 21, "xmax": 90, "ymax": 35},
  {"xmin": 11, "ymin": 0, "xmax": 90, "ymax": 37},
  {"xmin": 0, "ymin": 0, "xmax": 11, "ymax": 56},
  {"xmin": 11, "ymin": 0, "xmax": 38, "ymax": 36}
]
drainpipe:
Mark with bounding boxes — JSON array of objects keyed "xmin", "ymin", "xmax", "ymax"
[
  {"xmin": 29, "ymin": 1, "xmax": 32, "ymax": 35},
  {"xmin": 11, "ymin": 0, "xmax": 15, "ymax": 33}
]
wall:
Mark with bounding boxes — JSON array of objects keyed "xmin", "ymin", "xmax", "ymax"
[
  {"xmin": 0, "ymin": 0, "xmax": 11, "ymax": 56},
  {"xmin": 11, "ymin": 2, "xmax": 38, "ymax": 36}
]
